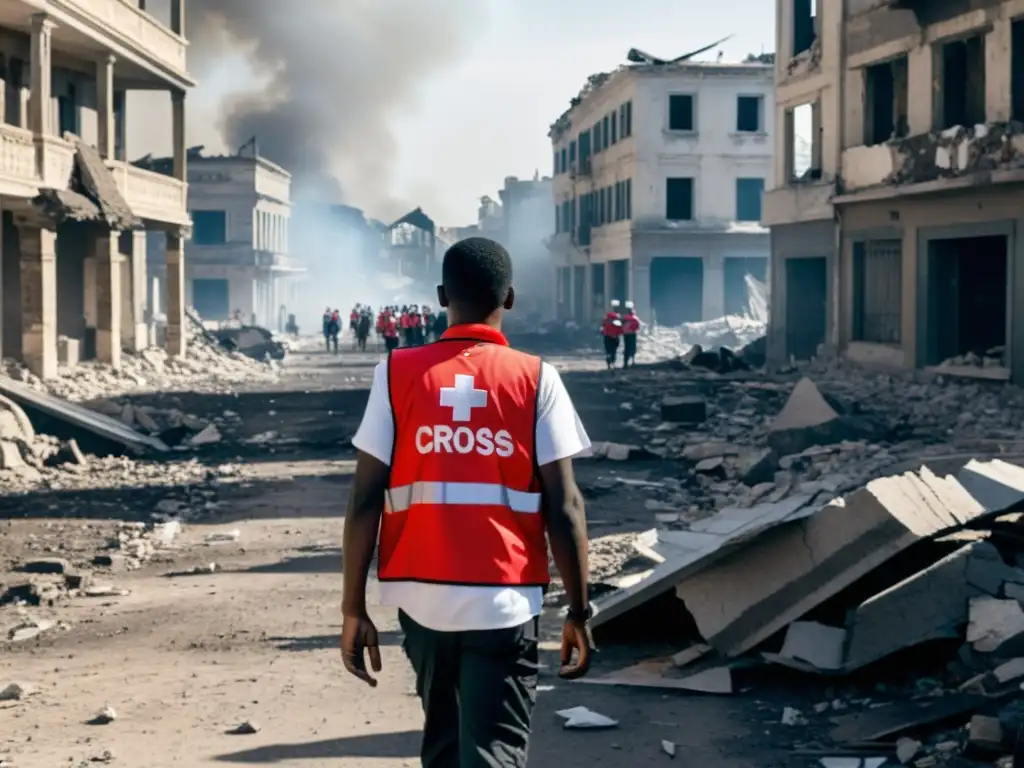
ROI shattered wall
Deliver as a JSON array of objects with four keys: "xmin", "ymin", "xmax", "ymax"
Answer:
[{"xmin": 842, "ymin": 122, "xmax": 1024, "ymax": 192}]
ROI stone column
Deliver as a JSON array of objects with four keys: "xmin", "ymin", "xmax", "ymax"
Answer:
[
  {"xmin": 702, "ymin": 256, "xmax": 725, "ymax": 321},
  {"xmin": 96, "ymin": 55, "xmax": 115, "ymax": 159},
  {"xmin": 119, "ymin": 230, "xmax": 147, "ymax": 351},
  {"xmin": 28, "ymin": 14, "xmax": 53, "ymax": 137},
  {"xmin": 171, "ymin": 90, "xmax": 186, "ymax": 182},
  {"xmin": 92, "ymin": 232, "xmax": 122, "ymax": 368},
  {"xmin": 18, "ymin": 224, "xmax": 57, "ymax": 379},
  {"xmin": 986, "ymin": 19, "xmax": 1012, "ymax": 123},
  {"xmin": 165, "ymin": 230, "xmax": 186, "ymax": 356}
]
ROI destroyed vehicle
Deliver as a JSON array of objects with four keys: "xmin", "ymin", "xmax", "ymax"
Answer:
[{"xmin": 210, "ymin": 326, "xmax": 287, "ymax": 361}]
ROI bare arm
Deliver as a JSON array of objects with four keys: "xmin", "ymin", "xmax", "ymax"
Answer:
[
  {"xmin": 539, "ymin": 458, "xmax": 589, "ymax": 614},
  {"xmin": 341, "ymin": 451, "xmax": 390, "ymax": 617}
]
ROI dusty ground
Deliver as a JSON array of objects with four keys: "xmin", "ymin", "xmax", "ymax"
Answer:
[{"xmin": 0, "ymin": 341, "xmax": 821, "ymax": 768}]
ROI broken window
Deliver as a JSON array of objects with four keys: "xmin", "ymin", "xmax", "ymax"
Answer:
[
  {"xmin": 735, "ymin": 178, "xmax": 764, "ymax": 222},
  {"xmin": 852, "ymin": 239, "xmax": 902, "ymax": 344},
  {"xmin": 937, "ymin": 34, "xmax": 985, "ymax": 130},
  {"xmin": 1012, "ymin": 20, "xmax": 1024, "ymax": 122},
  {"xmin": 864, "ymin": 56, "xmax": 908, "ymax": 145},
  {"xmin": 621, "ymin": 101, "xmax": 633, "ymax": 137},
  {"xmin": 192, "ymin": 210, "xmax": 227, "ymax": 245},
  {"xmin": 665, "ymin": 178, "xmax": 694, "ymax": 220},
  {"xmin": 669, "ymin": 94, "xmax": 694, "ymax": 131},
  {"xmin": 569, "ymin": 140, "xmax": 577, "ymax": 165},
  {"xmin": 602, "ymin": 115, "xmax": 610, "ymax": 150},
  {"xmin": 788, "ymin": 102, "xmax": 821, "ymax": 182},
  {"xmin": 736, "ymin": 96, "xmax": 762, "ymax": 132},
  {"xmin": 610, "ymin": 111, "xmax": 618, "ymax": 143},
  {"xmin": 792, "ymin": 0, "xmax": 818, "ymax": 57},
  {"xmin": 593, "ymin": 121, "xmax": 602, "ymax": 154}
]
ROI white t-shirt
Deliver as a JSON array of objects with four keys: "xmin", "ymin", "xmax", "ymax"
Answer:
[{"xmin": 351, "ymin": 359, "xmax": 591, "ymax": 632}]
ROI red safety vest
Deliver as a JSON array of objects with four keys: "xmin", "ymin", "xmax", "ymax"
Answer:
[
  {"xmin": 378, "ymin": 323, "xmax": 549, "ymax": 586},
  {"xmin": 601, "ymin": 312, "xmax": 622, "ymax": 337},
  {"xmin": 376, "ymin": 312, "xmax": 386, "ymax": 331},
  {"xmin": 623, "ymin": 314, "xmax": 640, "ymax": 334},
  {"xmin": 350, "ymin": 311, "xmax": 359, "ymax": 323},
  {"xmin": 383, "ymin": 318, "xmax": 398, "ymax": 338},
  {"xmin": 400, "ymin": 312, "xmax": 410, "ymax": 329}
]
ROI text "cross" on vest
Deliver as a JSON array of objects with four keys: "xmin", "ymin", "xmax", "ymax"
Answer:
[{"xmin": 440, "ymin": 374, "xmax": 487, "ymax": 422}]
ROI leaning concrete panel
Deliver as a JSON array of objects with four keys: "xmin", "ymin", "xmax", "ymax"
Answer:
[
  {"xmin": 0, "ymin": 376, "xmax": 167, "ymax": 454},
  {"xmin": 589, "ymin": 494, "xmax": 815, "ymax": 630},
  {"xmin": 956, "ymin": 459, "xmax": 1024, "ymax": 514},
  {"xmin": 673, "ymin": 469, "xmax": 989, "ymax": 658},
  {"xmin": 841, "ymin": 542, "xmax": 989, "ymax": 672}
]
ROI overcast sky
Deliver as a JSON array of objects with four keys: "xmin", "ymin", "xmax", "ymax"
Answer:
[{"xmin": 132, "ymin": 0, "xmax": 777, "ymax": 225}]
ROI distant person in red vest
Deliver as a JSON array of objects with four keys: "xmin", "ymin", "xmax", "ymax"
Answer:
[
  {"xmin": 381, "ymin": 308, "xmax": 399, "ymax": 353},
  {"xmin": 341, "ymin": 237, "xmax": 593, "ymax": 767},
  {"xmin": 622, "ymin": 301, "xmax": 641, "ymax": 368},
  {"xmin": 600, "ymin": 299, "xmax": 623, "ymax": 369}
]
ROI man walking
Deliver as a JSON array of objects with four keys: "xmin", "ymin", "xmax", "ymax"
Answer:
[
  {"xmin": 622, "ymin": 301, "xmax": 641, "ymax": 368},
  {"xmin": 341, "ymin": 237, "xmax": 593, "ymax": 767},
  {"xmin": 600, "ymin": 299, "xmax": 623, "ymax": 369}
]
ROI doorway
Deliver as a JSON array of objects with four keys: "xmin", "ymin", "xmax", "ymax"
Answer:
[
  {"xmin": 785, "ymin": 256, "xmax": 827, "ymax": 360},
  {"xmin": 924, "ymin": 235, "xmax": 1007, "ymax": 366},
  {"xmin": 572, "ymin": 265, "xmax": 585, "ymax": 324},
  {"xmin": 724, "ymin": 257, "xmax": 768, "ymax": 316},
  {"xmin": 193, "ymin": 278, "xmax": 230, "ymax": 321},
  {"xmin": 650, "ymin": 257, "xmax": 703, "ymax": 326},
  {"xmin": 590, "ymin": 263, "xmax": 605, "ymax": 319}
]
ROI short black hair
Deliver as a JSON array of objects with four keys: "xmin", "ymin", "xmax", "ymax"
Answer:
[{"xmin": 441, "ymin": 237, "xmax": 512, "ymax": 313}]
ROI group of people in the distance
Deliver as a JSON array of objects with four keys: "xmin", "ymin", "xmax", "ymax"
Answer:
[
  {"xmin": 600, "ymin": 299, "xmax": 642, "ymax": 369},
  {"xmin": 332, "ymin": 303, "xmax": 450, "ymax": 353}
]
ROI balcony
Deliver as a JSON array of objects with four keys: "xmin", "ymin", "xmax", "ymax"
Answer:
[
  {"xmin": 839, "ymin": 122, "xmax": 1024, "ymax": 198},
  {"xmin": 0, "ymin": 125, "xmax": 39, "ymax": 196},
  {"xmin": 106, "ymin": 160, "xmax": 189, "ymax": 225},
  {"xmin": 762, "ymin": 181, "xmax": 835, "ymax": 225},
  {"xmin": 54, "ymin": 0, "xmax": 187, "ymax": 78}
]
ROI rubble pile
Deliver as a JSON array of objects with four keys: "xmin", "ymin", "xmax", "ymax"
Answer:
[
  {"xmin": 1, "ymin": 324, "xmax": 279, "ymax": 403},
  {"xmin": 583, "ymin": 370, "xmax": 1024, "ymax": 765},
  {"xmin": 86, "ymin": 398, "xmax": 233, "ymax": 449}
]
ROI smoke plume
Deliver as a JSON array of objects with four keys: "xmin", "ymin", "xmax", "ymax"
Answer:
[{"xmin": 185, "ymin": 0, "xmax": 483, "ymax": 219}]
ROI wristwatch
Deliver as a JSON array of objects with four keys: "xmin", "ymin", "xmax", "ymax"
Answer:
[{"xmin": 566, "ymin": 605, "xmax": 593, "ymax": 623}]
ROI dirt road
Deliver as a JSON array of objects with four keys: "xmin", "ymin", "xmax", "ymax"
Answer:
[{"xmin": 0, "ymin": 344, "xmax": 808, "ymax": 767}]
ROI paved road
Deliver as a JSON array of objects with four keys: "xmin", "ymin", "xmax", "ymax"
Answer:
[{"xmin": 0, "ymin": 347, "xmax": 807, "ymax": 767}]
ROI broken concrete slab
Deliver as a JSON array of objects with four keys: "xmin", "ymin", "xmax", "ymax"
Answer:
[
  {"xmin": 773, "ymin": 621, "xmax": 846, "ymax": 672},
  {"xmin": 673, "ymin": 463, "xmax": 1007, "ymax": 659},
  {"xmin": 0, "ymin": 376, "xmax": 168, "ymax": 455},
  {"xmin": 967, "ymin": 597, "xmax": 1024, "ymax": 653},
  {"xmin": 574, "ymin": 657, "xmax": 733, "ymax": 694},
  {"xmin": 590, "ymin": 494, "xmax": 816, "ymax": 630},
  {"xmin": 767, "ymin": 378, "xmax": 870, "ymax": 456},
  {"xmin": 830, "ymin": 693, "xmax": 991, "ymax": 743},
  {"xmin": 955, "ymin": 458, "xmax": 1024, "ymax": 514},
  {"xmin": 841, "ymin": 542, "xmax": 998, "ymax": 672}
]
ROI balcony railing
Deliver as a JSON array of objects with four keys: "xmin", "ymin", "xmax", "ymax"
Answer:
[
  {"xmin": 54, "ymin": 0, "xmax": 187, "ymax": 76},
  {"xmin": 107, "ymin": 161, "xmax": 189, "ymax": 224},
  {"xmin": 0, "ymin": 125, "xmax": 37, "ymax": 192}
]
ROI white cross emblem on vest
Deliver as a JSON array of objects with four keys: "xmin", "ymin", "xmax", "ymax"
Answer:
[{"xmin": 440, "ymin": 374, "xmax": 488, "ymax": 422}]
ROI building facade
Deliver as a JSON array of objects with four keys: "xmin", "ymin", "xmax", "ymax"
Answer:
[
  {"xmin": 549, "ymin": 59, "xmax": 774, "ymax": 328},
  {"xmin": 0, "ymin": 0, "xmax": 192, "ymax": 378},
  {"xmin": 145, "ymin": 147, "xmax": 300, "ymax": 329},
  {"xmin": 766, "ymin": 0, "xmax": 1024, "ymax": 385}
]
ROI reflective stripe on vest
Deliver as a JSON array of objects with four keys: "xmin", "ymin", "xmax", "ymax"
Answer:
[{"xmin": 386, "ymin": 481, "xmax": 541, "ymax": 514}]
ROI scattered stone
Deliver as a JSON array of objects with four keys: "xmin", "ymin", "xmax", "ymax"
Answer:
[
  {"xmin": 780, "ymin": 707, "xmax": 806, "ymax": 725},
  {"xmin": 0, "ymin": 682, "xmax": 33, "ymax": 701},
  {"xmin": 661, "ymin": 740, "xmax": 676, "ymax": 757},
  {"xmin": 205, "ymin": 529, "xmax": 241, "ymax": 544},
  {"xmin": 88, "ymin": 706, "xmax": 117, "ymax": 725},
  {"xmin": 190, "ymin": 424, "xmax": 222, "ymax": 446},
  {"xmin": 7, "ymin": 617, "xmax": 55, "ymax": 643},
  {"xmin": 228, "ymin": 720, "xmax": 261, "ymax": 735},
  {"xmin": 895, "ymin": 737, "xmax": 920, "ymax": 763},
  {"xmin": 20, "ymin": 557, "xmax": 70, "ymax": 575}
]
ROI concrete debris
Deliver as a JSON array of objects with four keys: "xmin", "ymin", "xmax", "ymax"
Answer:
[
  {"xmin": 555, "ymin": 706, "xmax": 618, "ymax": 730},
  {"xmin": 0, "ymin": 682, "xmax": 34, "ymax": 701},
  {"xmin": 228, "ymin": 720, "xmax": 261, "ymax": 735},
  {"xmin": 587, "ymin": 446, "xmax": 1024, "ymax": 759},
  {"xmin": 661, "ymin": 740, "xmax": 675, "ymax": 757},
  {"xmin": 1, "ymin": 312, "xmax": 279, "ymax": 403},
  {"xmin": 88, "ymin": 706, "xmax": 117, "ymax": 725}
]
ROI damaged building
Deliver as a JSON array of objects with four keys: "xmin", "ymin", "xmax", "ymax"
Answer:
[
  {"xmin": 385, "ymin": 207, "xmax": 442, "ymax": 284},
  {"xmin": 548, "ymin": 55, "xmax": 774, "ymax": 327},
  {"xmin": 766, "ymin": 0, "xmax": 1024, "ymax": 383},
  {"xmin": 142, "ymin": 142, "xmax": 302, "ymax": 329},
  {"xmin": 0, "ymin": 0, "xmax": 192, "ymax": 379}
]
